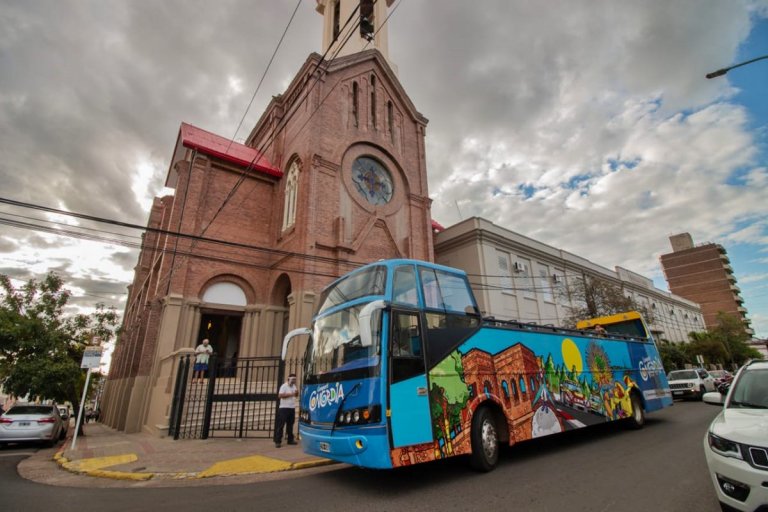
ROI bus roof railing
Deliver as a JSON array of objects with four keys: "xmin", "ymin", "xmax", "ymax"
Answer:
[{"xmin": 482, "ymin": 316, "xmax": 648, "ymax": 343}]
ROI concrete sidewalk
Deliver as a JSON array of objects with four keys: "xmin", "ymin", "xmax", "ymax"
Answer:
[{"xmin": 52, "ymin": 423, "xmax": 336, "ymax": 482}]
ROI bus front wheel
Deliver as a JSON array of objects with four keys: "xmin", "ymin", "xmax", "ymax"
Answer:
[
  {"xmin": 626, "ymin": 393, "xmax": 645, "ymax": 430},
  {"xmin": 470, "ymin": 407, "xmax": 499, "ymax": 472}
]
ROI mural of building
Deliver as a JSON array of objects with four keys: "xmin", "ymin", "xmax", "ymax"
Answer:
[
  {"xmin": 660, "ymin": 232, "xmax": 753, "ymax": 335},
  {"xmin": 433, "ymin": 217, "xmax": 705, "ymax": 343},
  {"xmin": 101, "ymin": 0, "xmax": 434, "ymax": 435},
  {"xmin": 463, "ymin": 344, "xmax": 540, "ymax": 442}
]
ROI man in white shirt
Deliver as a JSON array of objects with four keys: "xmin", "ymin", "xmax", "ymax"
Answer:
[
  {"xmin": 193, "ymin": 338, "xmax": 214, "ymax": 383},
  {"xmin": 274, "ymin": 373, "xmax": 298, "ymax": 448}
]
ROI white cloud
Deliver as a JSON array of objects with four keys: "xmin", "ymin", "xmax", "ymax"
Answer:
[{"xmin": 0, "ymin": 0, "xmax": 766, "ymax": 338}]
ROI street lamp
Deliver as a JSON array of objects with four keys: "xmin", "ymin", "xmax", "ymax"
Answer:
[{"xmin": 706, "ymin": 54, "xmax": 768, "ymax": 79}]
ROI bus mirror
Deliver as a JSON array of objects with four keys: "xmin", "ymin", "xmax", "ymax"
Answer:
[
  {"xmin": 359, "ymin": 300, "xmax": 386, "ymax": 347},
  {"xmin": 282, "ymin": 328, "xmax": 311, "ymax": 360}
]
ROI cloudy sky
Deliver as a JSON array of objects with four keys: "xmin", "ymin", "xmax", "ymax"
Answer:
[{"xmin": 1, "ymin": 0, "xmax": 767, "ymax": 342}]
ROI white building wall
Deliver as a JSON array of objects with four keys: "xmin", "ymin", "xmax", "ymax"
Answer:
[{"xmin": 434, "ymin": 217, "xmax": 705, "ymax": 343}]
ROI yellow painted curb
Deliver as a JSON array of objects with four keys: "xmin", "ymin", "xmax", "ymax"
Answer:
[
  {"xmin": 290, "ymin": 458, "xmax": 338, "ymax": 470},
  {"xmin": 197, "ymin": 455, "xmax": 292, "ymax": 478},
  {"xmin": 55, "ymin": 452, "xmax": 155, "ymax": 481}
]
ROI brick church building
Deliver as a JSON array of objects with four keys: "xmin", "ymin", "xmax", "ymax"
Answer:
[{"xmin": 101, "ymin": 0, "xmax": 436, "ymax": 434}]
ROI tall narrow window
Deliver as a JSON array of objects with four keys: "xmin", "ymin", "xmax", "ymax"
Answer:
[
  {"xmin": 282, "ymin": 161, "xmax": 299, "ymax": 231},
  {"xmin": 352, "ymin": 82, "xmax": 359, "ymax": 127},
  {"xmin": 496, "ymin": 250, "xmax": 513, "ymax": 293},
  {"xmin": 333, "ymin": 0, "xmax": 340, "ymax": 40},
  {"xmin": 360, "ymin": 0, "xmax": 374, "ymax": 40},
  {"xmin": 387, "ymin": 101, "xmax": 394, "ymax": 142},
  {"xmin": 370, "ymin": 75, "xmax": 377, "ymax": 129}
]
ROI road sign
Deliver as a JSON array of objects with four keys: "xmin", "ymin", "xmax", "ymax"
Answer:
[
  {"xmin": 81, "ymin": 346, "xmax": 103, "ymax": 369},
  {"xmin": 696, "ymin": 354, "xmax": 704, "ymax": 365}
]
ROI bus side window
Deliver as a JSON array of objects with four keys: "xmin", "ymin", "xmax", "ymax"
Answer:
[
  {"xmin": 393, "ymin": 265, "xmax": 419, "ymax": 307},
  {"xmin": 391, "ymin": 311, "xmax": 425, "ymax": 383},
  {"xmin": 419, "ymin": 267, "xmax": 479, "ymax": 315}
]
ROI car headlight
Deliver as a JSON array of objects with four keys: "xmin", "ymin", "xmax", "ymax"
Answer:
[{"xmin": 708, "ymin": 433, "xmax": 743, "ymax": 460}]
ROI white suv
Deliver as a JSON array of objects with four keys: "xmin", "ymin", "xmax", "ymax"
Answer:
[
  {"xmin": 703, "ymin": 360, "xmax": 768, "ymax": 511},
  {"xmin": 667, "ymin": 368, "xmax": 717, "ymax": 400}
]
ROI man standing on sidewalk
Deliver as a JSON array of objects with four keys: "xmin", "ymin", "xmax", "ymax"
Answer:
[{"xmin": 274, "ymin": 373, "xmax": 298, "ymax": 448}]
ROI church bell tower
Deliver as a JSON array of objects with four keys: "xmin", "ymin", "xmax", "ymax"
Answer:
[{"xmin": 317, "ymin": 0, "xmax": 396, "ymax": 67}]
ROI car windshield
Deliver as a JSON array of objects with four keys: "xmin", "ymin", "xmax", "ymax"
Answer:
[
  {"xmin": 6, "ymin": 405, "xmax": 54, "ymax": 415},
  {"xmin": 728, "ymin": 368, "xmax": 768, "ymax": 409},
  {"xmin": 305, "ymin": 303, "xmax": 382, "ymax": 381},
  {"xmin": 668, "ymin": 370, "xmax": 697, "ymax": 380}
]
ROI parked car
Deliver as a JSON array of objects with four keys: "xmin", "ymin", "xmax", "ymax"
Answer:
[
  {"xmin": 559, "ymin": 379, "xmax": 588, "ymax": 411},
  {"xmin": 0, "ymin": 404, "xmax": 67, "ymax": 447},
  {"xmin": 57, "ymin": 406, "xmax": 71, "ymax": 435},
  {"xmin": 703, "ymin": 360, "xmax": 768, "ymax": 511},
  {"xmin": 709, "ymin": 369, "xmax": 733, "ymax": 386},
  {"xmin": 666, "ymin": 368, "xmax": 717, "ymax": 400}
]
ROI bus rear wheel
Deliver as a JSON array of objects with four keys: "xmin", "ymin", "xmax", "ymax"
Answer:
[{"xmin": 470, "ymin": 407, "xmax": 499, "ymax": 472}]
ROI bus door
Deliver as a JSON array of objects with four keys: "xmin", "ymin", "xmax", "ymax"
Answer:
[{"xmin": 389, "ymin": 309, "xmax": 433, "ymax": 447}]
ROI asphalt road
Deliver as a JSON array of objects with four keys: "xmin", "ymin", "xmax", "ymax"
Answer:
[{"xmin": 1, "ymin": 401, "xmax": 723, "ymax": 512}]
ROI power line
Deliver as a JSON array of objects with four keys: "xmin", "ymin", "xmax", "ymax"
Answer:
[
  {"xmin": 0, "ymin": 213, "xmax": 345, "ymax": 280},
  {"xmin": 0, "ymin": 209, "xmax": 142, "ymax": 241},
  {"xmin": 197, "ymin": 2, "xmax": 364, "ymax": 241},
  {"xmin": 227, "ymin": 0, "xmax": 304, "ymax": 153},
  {"xmin": 0, "ymin": 197, "xmax": 366, "ymax": 270}
]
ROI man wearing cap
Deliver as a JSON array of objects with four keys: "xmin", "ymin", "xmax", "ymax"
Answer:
[{"xmin": 274, "ymin": 374, "xmax": 299, "ymax": 448}]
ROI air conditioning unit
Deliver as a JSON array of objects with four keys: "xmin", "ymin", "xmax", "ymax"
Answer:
[{"xmin": 513, "ymin": 262, "xmax": 525, "ymax": 273}]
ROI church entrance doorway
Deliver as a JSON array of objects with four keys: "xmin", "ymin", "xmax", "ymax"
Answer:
[{"xmin": 198, "ymin": 311, "xmax": 242, "ymax": 362}]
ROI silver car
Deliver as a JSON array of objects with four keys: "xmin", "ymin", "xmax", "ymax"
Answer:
[{"xmin": 0, "ymin": 404, "xmax": 66, "ymax": 446}]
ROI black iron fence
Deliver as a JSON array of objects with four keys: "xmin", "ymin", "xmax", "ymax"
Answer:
[{"xmin": 169, "ymin": 355, "xmax": 304, "ymax": 439}]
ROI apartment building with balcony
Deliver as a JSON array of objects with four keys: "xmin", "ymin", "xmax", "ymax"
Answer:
[{"xmin": 659, "ymin": 233, "xmax": 753, "ymax": 335}]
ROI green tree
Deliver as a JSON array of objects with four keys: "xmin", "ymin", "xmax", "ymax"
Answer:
[
  {"xmin": 561, "ymin": 274, "xmax": 653, "ymax": 327},
  {"xmin": 687, "ymin": 312, "xmax": 762, "ymax": 369},
  {"xmin": 658, "ymin": 341, "xmax": 690, "ymax": 372},
  {"xmin": 0, "ymin": 273, "xmax": 118, "ymax": 433}
]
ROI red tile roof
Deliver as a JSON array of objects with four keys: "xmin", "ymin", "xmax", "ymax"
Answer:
[{"xmin": 180, "ymin": 123, "xmax": 282, "ymax": 178}]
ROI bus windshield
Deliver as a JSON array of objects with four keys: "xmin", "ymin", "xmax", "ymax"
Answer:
[
  {"xmin": 305, "ymin": 303, "xmax": 381, "ymax": 382},
  {"xmin": 316, "ymin": 265, "xmax": 387, "ymax": 314}
]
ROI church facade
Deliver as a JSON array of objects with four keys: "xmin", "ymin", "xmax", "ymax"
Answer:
[{"xmin": 101, "ymin": 0, "xmax": 435, "ymax": 434}]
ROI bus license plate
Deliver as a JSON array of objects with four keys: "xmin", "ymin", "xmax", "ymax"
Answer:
[{"xmin": 318, "ymin": 442, "xmax": 331, "ymax": 453}]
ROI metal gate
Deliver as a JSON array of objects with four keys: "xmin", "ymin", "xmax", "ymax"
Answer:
[{"xmin": 169, "ymin": 355, "xmax": 301, "ymax": 439}]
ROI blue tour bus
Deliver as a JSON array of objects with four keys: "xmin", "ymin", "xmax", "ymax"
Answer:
[{"xmin": 282, "ymin": 259, "xmax": 672, "ymax": 471}]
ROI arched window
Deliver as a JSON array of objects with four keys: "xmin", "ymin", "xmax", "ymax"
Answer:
[
  {"xmin": 511, "ymin": 379, "xmax": 518, "ymax": 400},
  {"xmin": 530, "ymin": 376, "xmax": 536, "ymax": 393},
  {"xmin": 483, "ymin": 380, "xmax": 492, "ymax": 395},
  {"xmin": 352, "ymin": 82, "xmax": 359, "ymax": 127},
  {"xmin": 501, "ymin": 380, "xmax": 510, "ymax": 400},
  {"xmin": 519, "ymin": 377, "xmax": 527, "ymax": 394},
  {"xmin": 202, "ymin": 282, "xmax": 247, "ymax": 306},
  {"xmin": 387, "ymin": 100, "xmax": 394, "ymax": 142},
  {"xmin": 370, "ymin": 75, "xmax": 377, "ymax": 129},
  {"xmin": 282, "ymin": 160, "xmax": 299, "ymax": 231},
  {"xmin": 332, "ymin": 0, "xmax": 340, "ymax": 39}
]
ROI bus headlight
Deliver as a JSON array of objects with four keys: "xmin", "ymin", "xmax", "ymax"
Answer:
[{"xmin": 335, "ymin": 405, "xmax": 381, "ymax": 427}]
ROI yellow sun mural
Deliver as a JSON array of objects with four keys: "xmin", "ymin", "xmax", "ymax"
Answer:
[{"xmin": 561, "ymin": 338, "xmax": 584, "ymax": 374}]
